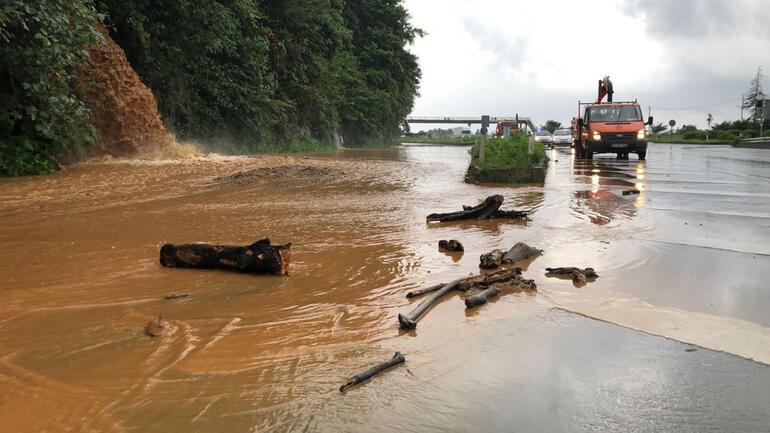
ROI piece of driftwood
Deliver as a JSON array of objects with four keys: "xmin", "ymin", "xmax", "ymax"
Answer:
[
  {"xmin": 164, "ymin": 292, "xmax": 190, "ymax": 300},
  {"xmin": 406, "ymin": 282, "xmax": 446, "ymax": 298},
  {"xmin": 458, "ymin": 267, "xmax": 522, "ymax": 290},
  {"xmin": 427, "ymin": 195, "xmax": 528, "ymax": 222},
  {"xmin": 160, "ymin": 238, "xmax": 291, "ymax": 276},
  {"xmin": 464, "ymin": 286, "xmax": 500, "ymax": 308},
  {"xmin": 438, "ymin": 239, "xmax": 464, "ymax": 252},
  {"xmin": 398, "ymin": 268, "xmax": 533, "ymax": 329},
  {"xmin": 545, "ymin": 267, "xmax": 598, "ymax": 286},
  {"xmin": 339, "ymin": 352, "xmax": 405, "ymax": 392},
  {"xmin": 144, "ymin": 315, "xmax": 166, "ymax": 337},
  {"xmin": 399, "ymin": 279, "xmax": 461, "ymax": 329},
  {"xmin": 480, "ymin": 242, "xmax": 543, "ymax": 269}
]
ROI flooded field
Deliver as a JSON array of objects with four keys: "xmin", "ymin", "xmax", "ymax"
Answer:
[{"xmin": 1, "ymin": 143, "xmax": 769, "ymax": 432}]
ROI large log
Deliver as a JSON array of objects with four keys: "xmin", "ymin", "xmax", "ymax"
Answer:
[
  {"xmin": 427, "ymin": 195, "xmax": 528, "ymax": 222},
  {"xmin": 398, "ymin": 279, "xmax": 461, "ymax": 329},
  {"xmin": 406, "ymin": 282, "xmax": 446, "ymax": 298},
  {"xmin": 464, "ymin": 286, "xmax": 500, "ymax": 308},
  {"xmin": 160, "ymin": 238, "xmax": 291, "ymax": 275},
  {"xmin": 339, "ymin": 352, "xmax": 405, "ymax": 392}
]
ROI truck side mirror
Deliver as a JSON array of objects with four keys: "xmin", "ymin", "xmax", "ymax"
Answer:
[{"xmin": 647, "ymin": 116, "xmax": 653, "ymax": 125}]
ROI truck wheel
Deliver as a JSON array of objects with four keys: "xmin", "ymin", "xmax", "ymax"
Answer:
[{"xmin": 637, "ymin": 151, "xmax": 646, "ymax": 160}]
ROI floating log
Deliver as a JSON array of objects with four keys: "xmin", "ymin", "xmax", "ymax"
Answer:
[
  {"xmin": 164, "ymin": 292, "xmax": 190, "ymax": 300},
  {"xmin": 144, "ymin": 315, "xmax": 165, "ymax": 337},
  {"xmin": 398, "ymin": 279, "xmax": 461, "ymax": 329},
  {"xmin": 340, "ymin": 352, "xmax": 405, "ymax": 392},
  {"xmin": 159, "ymin": 238, "xmax": 291, "ymax": 276},
  {"xmin": 427, "ymin": 195, "xmax": 528, "ymax": 222},
  {"xmin": 545, "ymin": 267, "xmax": 598, "ymax": 286},
  {"xmin": 406, "ymin": 282, "xmax": 446, "ymax": 298},
  {"xmin": 464, "ymin": 286, "xmax": 500, "ymax": 308},
  {"xmin": 438, "ymin": 239, "xmax": 464, "ymax": 252},
  {"xmin": 480, "ymin": 243, "xmax": 542, "ymax": 269}
]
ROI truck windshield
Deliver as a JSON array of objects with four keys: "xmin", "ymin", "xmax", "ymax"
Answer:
[{"xmin": 587, "ymin": 105, "xmax": 641, "ymax": 122}]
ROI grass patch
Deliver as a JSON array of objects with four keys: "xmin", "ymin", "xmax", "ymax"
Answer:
[
  {"xmin": 470, "ymin": 135, "xmax": 546, "ymax": 170},
  {"xmin": 648, "ymin": 134, "xmax": 733, "ymax": 144}
]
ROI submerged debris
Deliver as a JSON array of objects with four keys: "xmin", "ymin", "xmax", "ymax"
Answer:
[
  {"xmin": 164, "ymin": 292, "xmax": 190, "ymax": 300},
  {"xmin": 339, "ymin": 352, "xmax": 405, "ymax": 392},
  {"xmin": 144, "ymin": 315, "xmax": 166, "ymax": 337},
  {"xmin": 545, "ymin": 267, "xmax": 599, "ymax": 286},
  {"xmin": 399, "ymin": 268, "xmax": 536, "ymax": 328},
  {"xmin": 480, "ymin": 242, "xmax": 543, "ymax": 269},
  {"xmin": 427, "ymin": 195, "xmax": 528, "ymax": 222},
  {"xmin": 438, "ymin": 239, "xmax": 464, "ymax": 252}
]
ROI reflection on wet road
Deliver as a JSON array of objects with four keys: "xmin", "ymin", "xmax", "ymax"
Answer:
[{"xmin": 0, "ymin": 143, "xmax": 769, "ymax": 432}]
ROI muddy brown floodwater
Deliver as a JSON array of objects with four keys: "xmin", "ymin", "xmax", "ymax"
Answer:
[{"xmin": 1, "ymin": 143, "xmax": 770, "ymax": 432}]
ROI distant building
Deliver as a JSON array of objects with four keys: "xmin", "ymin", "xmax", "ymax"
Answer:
[{"xmin": 451, "ymin": 126, "xmax": 464, "ymax": 137}]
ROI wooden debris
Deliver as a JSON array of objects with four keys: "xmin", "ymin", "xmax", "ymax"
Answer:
[
  {"xmin": 438, "ymin": 239, "xmax": 464, "ymax": 252},
  {"xmin": 340, "ymin": 352, "xmax": 405, "ymax": 392},
  {"xmin": 464, "ymin": 286, "xmax": 499, "ymax": 308},
  {"xmin": 406, "ymin": 282, "xmax": 446, "ymax": 298},
  {"xmin": 427, "ymin": 195, "xmax": 527, "ymax": 222},
  {"xmin": 480, "ymin": 249, "xmax": 505, "ymax": 269},
  {"xmin": 164, "ymin": 292, "xmax": 190, "ymax": 300},
  {"xmin": 160, "ymin": 238, "xmax": 291, "ymax": 276},
  {"xmin": 545, "ymin": 267, "xmax": 599, "ymax": 286},
  {"xmin": 398, "ymin": 280, "xmax": 461, "ymax": 329}
]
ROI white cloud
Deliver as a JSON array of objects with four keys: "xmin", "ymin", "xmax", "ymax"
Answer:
[{"xmin": 405, "ymin": 0, "xmax": 768, "ymax": 129}]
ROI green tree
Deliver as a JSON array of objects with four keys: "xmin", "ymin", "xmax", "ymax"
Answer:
[
  {"xmin": 0, "ymin": 0, "xmax": 102, "ymax": 176},
  {"xmin": 543, "ymin": 120, "xmax": 562, "ymax": 134},
  {"xmin": 742, "ymin": 67, "xmax": 765, "ymax": 124},
  {"xmin": 651, "ymin": 122, "xmax": 667, "ymax": 134}
]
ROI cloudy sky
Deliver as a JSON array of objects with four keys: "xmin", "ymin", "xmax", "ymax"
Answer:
[{"xmin": 404, "ymin": 0, "xmax": 769, "ymax": 130}]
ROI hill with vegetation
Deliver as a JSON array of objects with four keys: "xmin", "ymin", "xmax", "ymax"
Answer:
[{"xmin": 0, "ymin": 0, "xmax": 422, "ymax": 176}]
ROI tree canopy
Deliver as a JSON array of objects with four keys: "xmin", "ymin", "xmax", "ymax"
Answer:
[
  {"xmin": 0, "ymin": 0, "xmax": 422, "ymax": 175},
  {"xmin": 542, "ymin": 120, "xmax": 562, "ymax": 133}
]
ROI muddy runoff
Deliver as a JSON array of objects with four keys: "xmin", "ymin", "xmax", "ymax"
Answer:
[{"xmin": 1, "ymin": 144, "xmax": 770, "ymax": 432}]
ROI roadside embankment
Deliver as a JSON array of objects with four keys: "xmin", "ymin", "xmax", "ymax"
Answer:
[{"xmin": 465, "ymin": 135, "xmax": 547, "ymax": 183}]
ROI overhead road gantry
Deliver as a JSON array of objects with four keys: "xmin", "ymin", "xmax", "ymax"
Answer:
[{"xmin": 406, "ymin": 116, "xmax": 536, "ymax": 133}]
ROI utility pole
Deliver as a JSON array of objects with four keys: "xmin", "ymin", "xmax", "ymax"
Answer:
[{"xmin": 741, "ymin": 95, "xmax": 744, "ymax": 121}]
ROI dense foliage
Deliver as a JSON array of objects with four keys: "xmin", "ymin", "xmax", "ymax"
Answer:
[
  {"xmin": 0, "ymin": 0, "xmax": 421, "ymax": 175},
  {"xmin": 0, "ymin": 0, "xmax": 102, "ymax": 176},
  {"xmin": 97, "ymin": 0, "xmax": 421, "ymax": 151}
]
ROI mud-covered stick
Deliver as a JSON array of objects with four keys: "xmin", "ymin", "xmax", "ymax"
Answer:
[
  {"xmin": 406, "ymin": 282, "xmax": 446, "ymax": 298},
  {"xmin": 464, "ymin": 286, "xmax": 500, "ymax": 308},
  {"xmin": 398, "ymin": 279, "xmax": 461, "ymax": 329},
  {"xmin": 339, "ymin": 352, "xmax": 406, "ymax": 392}
]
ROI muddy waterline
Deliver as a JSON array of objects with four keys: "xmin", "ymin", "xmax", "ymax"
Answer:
[{"xmin": 1, "ymin": 144, "xmax": 769, "ymax": 432}]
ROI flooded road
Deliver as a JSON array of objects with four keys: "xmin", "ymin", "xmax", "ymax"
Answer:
[{"xmin": 1, "ymin": 143, "xmax": 769, "ymax": 432}]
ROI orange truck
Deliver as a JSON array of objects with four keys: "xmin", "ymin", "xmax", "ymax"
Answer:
[{"xmin": 572, "ymin": 77, "xmax": 652, "ymax": 160}]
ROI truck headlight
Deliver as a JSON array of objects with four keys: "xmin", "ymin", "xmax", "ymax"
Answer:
[
  {"xmin": 637, "ymin": 129, "xmax": 646, "ymax": 140},
  {"xmin": 592, "ymin": 131, "xmax": 601, "ymax": 141}
]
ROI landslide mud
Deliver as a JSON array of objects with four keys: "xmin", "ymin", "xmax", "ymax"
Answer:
[{"xmin": 0, "ymin": 143, "xmax": 769, "ymax": 432}]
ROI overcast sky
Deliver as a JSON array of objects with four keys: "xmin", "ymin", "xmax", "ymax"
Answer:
[{"xmin": 404, "ymin": 0, "xmax": 769, "ymax": 131}]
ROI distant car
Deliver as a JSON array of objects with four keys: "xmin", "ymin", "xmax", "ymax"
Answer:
[
  {"xmin": 534, "ymin": 130, "xmax": 553, "ymax": 144},
  {"xmin": 552, "ymin": 128, "xmax": 573, "ymax": 146}
]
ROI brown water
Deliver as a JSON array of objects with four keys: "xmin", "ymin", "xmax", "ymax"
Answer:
[{"xmin": 1, "ymin": 144, "xmax": 770, "ymax": 432}]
